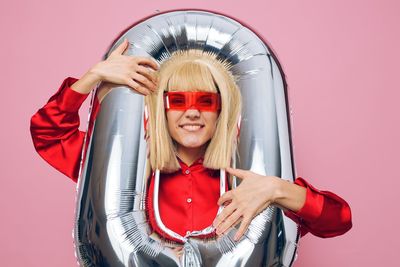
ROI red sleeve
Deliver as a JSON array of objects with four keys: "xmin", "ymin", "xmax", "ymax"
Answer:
[
  {"xmin": 284, "ymin": 177, "xmax": 352, "ymax": 238},
  {"xmin": 30, "ymin": 77, "xmax": 90, "ymax": 182}
]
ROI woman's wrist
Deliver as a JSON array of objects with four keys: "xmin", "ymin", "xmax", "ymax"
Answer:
[
  {"xmin": 71, "ymin": 68, "xmax": 102, "ymax": 95},
  {"xmin": 88, "ymin": 62, "xmax": 105, "ymax": 81},
  {"xmin": 271, "ymin": 177, "xmax": 306, "ymax": 213},
  {"xmin": 270, "ymin": 176, "xmax": 285, "ymax": 205}
]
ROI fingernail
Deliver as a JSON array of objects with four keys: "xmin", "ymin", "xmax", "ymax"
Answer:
[{"xmin": 234, "ymin": 233, "xmax": 239, "ymax": 241}]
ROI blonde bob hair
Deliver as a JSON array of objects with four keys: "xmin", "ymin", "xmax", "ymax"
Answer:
[{"xmin": 145, "ymin": 49, "xmax": 242, "ymax": 173}]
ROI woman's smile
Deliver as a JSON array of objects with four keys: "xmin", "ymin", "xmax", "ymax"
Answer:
[{"xmin": 179, "ymin": 123, "xmax": 205, "ymax": 132}]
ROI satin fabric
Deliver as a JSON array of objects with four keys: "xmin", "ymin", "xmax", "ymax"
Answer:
[{"xmin": 30, "ymin": 77, "xmax": 352, "ymax": 240}]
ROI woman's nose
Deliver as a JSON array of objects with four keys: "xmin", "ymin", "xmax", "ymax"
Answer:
[{"xmin": 184, "ymin": 108, "xmax": 201, "ymax": 118}]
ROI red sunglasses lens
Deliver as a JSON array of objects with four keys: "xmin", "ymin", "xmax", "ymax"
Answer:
[{"xmin": 169, "ymin": 94, "xmax": 186, "ymax": 107}]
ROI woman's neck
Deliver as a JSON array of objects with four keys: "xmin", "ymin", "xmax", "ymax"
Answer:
[{"xmin": 176, "ymin": 145, "xmax": 206, "ymax": 166}]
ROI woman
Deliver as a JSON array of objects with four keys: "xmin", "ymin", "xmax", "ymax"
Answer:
[{"xmin": 30, "ymin": 39, "xmax": 352, "ymax": 245}]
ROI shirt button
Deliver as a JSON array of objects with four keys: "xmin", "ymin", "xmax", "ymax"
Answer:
[
  {"xmin": 185, "ymin": 169, "xmax": 190, "ymax": 174},
  {"xmin": 186, "ymin": 198, "xmax": 192, "ymax": 203},
  {"xmin": 186, "ymin": 231, "xmax": 191, "ymax": 235}
]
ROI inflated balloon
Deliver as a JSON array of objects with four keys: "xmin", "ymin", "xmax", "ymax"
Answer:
[{"xmin": 74, "ymin": 9, "xmax": 299, "ymax": 267}]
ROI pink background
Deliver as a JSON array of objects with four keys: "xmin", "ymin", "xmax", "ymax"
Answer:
[{"xmin": 1, "ymin": 0, "xmax": 399, "ymax": 266}]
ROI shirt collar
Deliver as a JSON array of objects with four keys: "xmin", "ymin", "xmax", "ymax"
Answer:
[{"xmin": 176, "ymin": 155, "xmax": 204, "ymax": 168}]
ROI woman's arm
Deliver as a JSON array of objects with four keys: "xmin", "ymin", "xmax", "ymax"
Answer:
[
  {"xmin": 30, "ymin": 39, "xmax": 159, "ymax": 182},
  {"xmin": 30, "ymin": 77, "xmax": 91, "ymax": 182},
  {"xmin": 213, "ymin": 167, "xmax": 352, "ymax": 240}
]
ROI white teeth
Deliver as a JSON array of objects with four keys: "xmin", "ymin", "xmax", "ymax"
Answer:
[{"xmin": 182, "ymin": 125, "xmax": 202, "ymax": 131}]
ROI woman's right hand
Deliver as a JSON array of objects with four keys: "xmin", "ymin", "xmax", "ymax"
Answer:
[{"xmin": 71, "ymin": 39, "xmax": 159, "ymax": 96}]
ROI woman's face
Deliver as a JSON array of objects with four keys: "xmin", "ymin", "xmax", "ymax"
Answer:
[{"xmin": 166, "ymin": 107, "xmax": 218, "ymax": 154}]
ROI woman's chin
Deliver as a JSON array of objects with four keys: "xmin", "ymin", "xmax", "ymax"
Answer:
[
  {"xmin": 180, "ymin": 141, "xmax": 205, "ymax": 149},
  {"xmin": 177, "ymin": 137, "xmax": 208, "ymax": 150}
]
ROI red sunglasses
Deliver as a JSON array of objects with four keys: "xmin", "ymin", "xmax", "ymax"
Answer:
[{"xmin": 164, "ymin": 91, "xmax": 221, "ymax": 112}]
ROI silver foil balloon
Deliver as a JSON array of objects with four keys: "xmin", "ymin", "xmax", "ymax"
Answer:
[{"xmin": 74, "ymin": 9, "xmax": 299, "ymax": 267}]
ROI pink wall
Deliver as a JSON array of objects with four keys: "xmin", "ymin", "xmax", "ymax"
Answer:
[{"xmin": 1, "ymin": 0, "xmax": 399, "ymax": 266}]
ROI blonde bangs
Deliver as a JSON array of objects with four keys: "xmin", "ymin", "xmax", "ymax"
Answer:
[{"xmin": 167, "ymin": 62, "xmax": 219, "ymax": 93}]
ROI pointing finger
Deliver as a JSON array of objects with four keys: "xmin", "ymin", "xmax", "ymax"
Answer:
[{"xmin": 226, "ymin": 167, "xmax": 249, "ymax": 179}]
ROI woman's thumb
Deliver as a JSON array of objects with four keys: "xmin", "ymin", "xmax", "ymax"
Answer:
[{"xmin": 111, "ymin": 38, "xmax": 129, "ymax": 55}]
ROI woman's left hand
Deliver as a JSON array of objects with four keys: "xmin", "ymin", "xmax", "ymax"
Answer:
[{"xmin": 213, "ymin": 167, "xmax": 281, "ymax": 241}]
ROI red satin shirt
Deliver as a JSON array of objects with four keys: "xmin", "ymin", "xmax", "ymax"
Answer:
[{"xmin": 30, "ymin": 77, "xmax": 352, "ymax": 240}]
